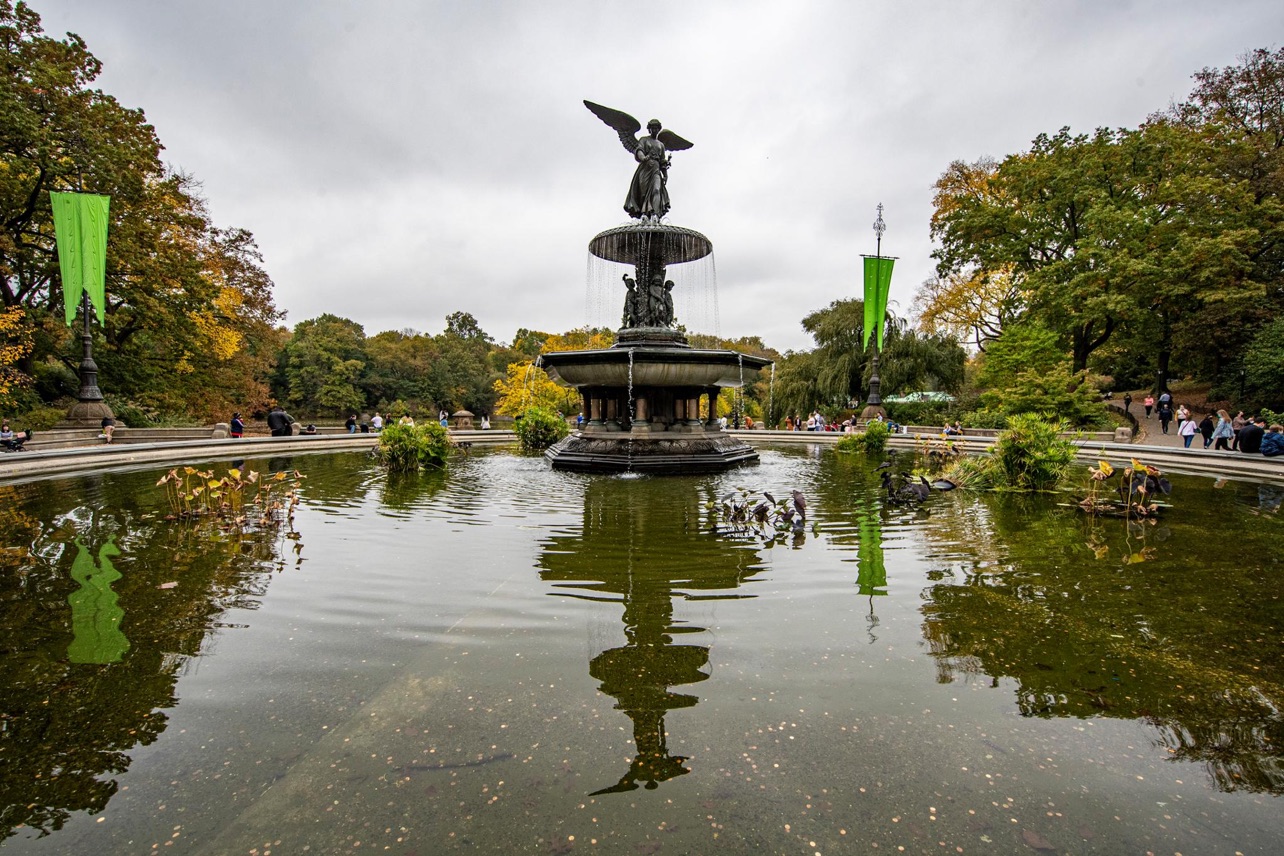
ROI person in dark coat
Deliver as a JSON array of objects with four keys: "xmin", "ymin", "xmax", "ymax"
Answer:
[
  {"xmin": 230, "ymin": 412, "xmax": 245, "ymax": 438},
  {"xmin": 1157, "ymin": 400, "xmax": 1173, "ymax": 434},
  {"xmin": 1238, "ymin": 417, "xmax": 1266, "ymax": 454},
  {"xmin": 266, "ymin": 406, "xmax": 296, "ymax": 437},
  {"xmin": 1198, "ymin": 413, "xmax": 1215, "ymax": 449},
  {"xmin": 1261, "ymin": 424, "xmax": 1284, "ymax": 457}
]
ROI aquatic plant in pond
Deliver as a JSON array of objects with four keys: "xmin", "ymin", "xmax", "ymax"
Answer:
[
  {"xmin": 1077, "ymin": 458, "xmax": 1173, "ymax": 518},
  {"xmin": 941, "ymin": 413, "xmax": 1076, "ymax": 491},
  {"xmin": 375, "ymin": 421, "xmax": 451, "ymax": 471},
  {"xmin": 155, "ymin": 465, "xmax": 304, "ymax": 525},
  {"xmin": 834, "ymin": 418, "xmax": 889, "ymax": 454},
  {"xmin": 513, "ymin": 405, "xmax": 568, "ymax": 452}
]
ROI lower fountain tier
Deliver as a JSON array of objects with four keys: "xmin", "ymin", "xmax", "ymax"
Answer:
[
  {"xmin": 545, "ymin": 431, "xmax": 758, "ymax": 474},
  {"xmin": 539, "ymin": 346, "xmax": 771, "ymax": 388}
]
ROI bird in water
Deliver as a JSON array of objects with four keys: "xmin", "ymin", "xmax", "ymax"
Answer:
[
  {"xmin": 790, "ymin": 490, "xmax": 807, "ymax": 522},
  {"xmin": 882, "ymin": 471, "xmax": 931, "ymax": 504}
]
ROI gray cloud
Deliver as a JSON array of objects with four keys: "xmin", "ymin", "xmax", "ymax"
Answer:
[{"xmin": 37, "ymin": 0, "xmax": 1281, "ymax": 350}]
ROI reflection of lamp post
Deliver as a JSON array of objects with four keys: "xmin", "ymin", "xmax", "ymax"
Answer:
[{"xmin": 1239, "ymin": 368, "xmax": 1246, "ymax": 402}]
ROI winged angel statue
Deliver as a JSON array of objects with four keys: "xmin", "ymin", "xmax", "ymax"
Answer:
[{"xmin": 585, "ymin": 101, "xmax": 694, "ymax": 221}]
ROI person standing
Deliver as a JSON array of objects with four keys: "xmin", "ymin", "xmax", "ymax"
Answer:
[
  {"xmin": 1123, "ymin": 392, "xmax": 1132, "ymax": 413},
  {"xmin": 1176, "ymin": 404, "xmax": 1189, "ymax": 432},
  {"xmin": 1199, "ymin": 412, "xmax": 1215, "ymax": 448},
  {"xmin": 1157, "ymin": 399, "xmax": 1173, "ymax": 434},
  {"xmin": 229, "ymin": 412, "xmax": 245, "ymax": 438},
  {"xmin": 1143, "ymin": 395, "xmax": 1154, "ymax": 418},
  {"xmin": 1230, "ymin": 411, "xmax": 1246, "ymax": 451},
  {"xmin": 1211, "ymin": 409, "xmax": 1234, "ymax": 451},
  {"xmin": 1178, "ymin": 414, "xmax": 1198, "ymax": 448}
]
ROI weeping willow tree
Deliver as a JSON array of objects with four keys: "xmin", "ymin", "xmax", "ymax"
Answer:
[{"xmin": 772, "ymin": 299, "xmax": 965, "ymax": 420}]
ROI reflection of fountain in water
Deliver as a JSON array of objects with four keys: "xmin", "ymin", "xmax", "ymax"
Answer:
[{"xmin": 538, "ymin": 481, "xmax": 764, "ymax": 793}]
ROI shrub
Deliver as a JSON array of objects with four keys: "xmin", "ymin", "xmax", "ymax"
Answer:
[
  {"xmin": 11, "ymin": 404, "xmax": 68, "ymax": 431},
  {"xmin": 112, "ymin": 403, "xmax": 155, "ymax": 428},
  {"xmin": 940, "ymin": 413, "xmax": 1076, "ymax": 492},
  {"xmin": 836, "ymin": 419, "xmax": 890, "ymax": 454},
  {"xmin": 376, "ymin": 422, "xmax": 451, "ymax": 473},
  {"xmin": 514, "ymin": 406, "xmax": 569, "ymax": 453}
]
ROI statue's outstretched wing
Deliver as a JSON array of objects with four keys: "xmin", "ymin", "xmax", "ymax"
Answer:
[
  {"xmin": 657, "ymin": 129, "xmax": 694, "ymax": 151},
  {"xmin": 584, "ymin": 100, "xmax": 641, "ymax": 154}
]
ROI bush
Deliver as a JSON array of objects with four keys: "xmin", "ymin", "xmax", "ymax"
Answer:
[
  {"xmin": 376, "ymin": 422, "xmax": 451, "ymax": 473},
  {"xmin": 11, "ymin": 404, "xmax": 68, "ymax": 431},
  {"xmin": 835, "ymin": 419, "xmax": 890, "ymax": 454},
  {"xmin": 940, "ymin": 413, "xmax": 1076, "ymax": 492},
  {"xmin": 112, "ymin": 403, "xmax": 155, "ymax": 428},
  {"xmin": 514, "ymin": 406, "xmax": 569, "ymax": 453}
]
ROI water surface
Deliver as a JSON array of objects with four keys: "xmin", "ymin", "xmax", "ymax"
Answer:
[{"xmin": 1, "ymin": 446, "xmax": 1281, "ymax": 853}]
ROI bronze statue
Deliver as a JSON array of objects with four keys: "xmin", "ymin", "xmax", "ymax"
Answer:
[{"xmin": 585, "ymin": 101, "xmax": 693, "ymax": 221}]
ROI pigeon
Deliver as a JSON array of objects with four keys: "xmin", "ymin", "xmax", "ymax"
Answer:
[{"xmin": 790, "ymin": 490, "xmax": 807, "ymax": 522}]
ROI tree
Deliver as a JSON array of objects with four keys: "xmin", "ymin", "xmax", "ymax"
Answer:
[
  {"xmin": 913, "ymin": 265, "xmax": 1025, "ymax": 351},
  {"xmin": 0, "ymin": 305, "xmax": 32, "ymax": 410},
  {"xmin": 279, "ymin": 314, "xmax": 368, "ymax": 414},
  {"xmin": 0, "ymin": 4, "xmax": 282, "ymax": 420}
]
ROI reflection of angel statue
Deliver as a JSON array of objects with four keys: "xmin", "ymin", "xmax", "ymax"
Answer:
[{"xmin": 585, "ymin": 100, "xmax": 693, "ymax": 221}]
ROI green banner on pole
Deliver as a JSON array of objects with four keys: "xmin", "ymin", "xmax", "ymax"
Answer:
[
  {"xmin": 50, "ymin": 192, "xmax": 110, "ymax": 327},
  {"xmin": 862, "ymin": 256, "xmax": 894, "ymax": 350}
]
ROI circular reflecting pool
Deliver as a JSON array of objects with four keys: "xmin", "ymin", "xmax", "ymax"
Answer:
[{"xmin": 1, "ymin": 445, "xmax": 1281, "ymax": 853}]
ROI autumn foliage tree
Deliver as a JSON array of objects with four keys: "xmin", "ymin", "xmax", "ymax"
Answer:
[{"xmin": 0, "ymin": 1, "xmax": 281, "ymax": 421}]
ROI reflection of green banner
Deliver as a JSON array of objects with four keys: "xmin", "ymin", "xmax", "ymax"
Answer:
[
  {"xmin": 50, "ymin": 191, "xmax": 111, "ymax": 326},
  {"xmin": 862, "ymin": 256, "xmax": 894, "ymax": 350},
  {"xmin": 855, "ymin": 503, "xmax": 887, "ymax": 597},
  {"xmin": 67, "ymin": 538, "xmax": 130, "ymax": 664}
]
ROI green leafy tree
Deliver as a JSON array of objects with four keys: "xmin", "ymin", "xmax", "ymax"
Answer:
[
  {"xmin": 0, "ymin": 3, "xmax": 281, "ymax": 420},
  {"xmin": 279, "ymin": 314, "xmax": 368, "ymax": 414}
]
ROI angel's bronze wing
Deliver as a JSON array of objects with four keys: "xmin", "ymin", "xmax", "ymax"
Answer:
[
  {"xmin": 657, "ymin": 129, "xmax": 693, "ymax": 151},
  {"xmin": 584, "ymin": 100, "xmax": 641, "ymax": 154}
]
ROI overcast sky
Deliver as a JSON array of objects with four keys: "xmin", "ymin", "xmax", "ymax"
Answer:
[{"xmin": 35, "ymin": 1, "xmax": 1281, "ymax": 351}]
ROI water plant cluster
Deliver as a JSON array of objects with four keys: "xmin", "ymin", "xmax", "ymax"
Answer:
[
  {"xmin": 155, "ymin": 465, "xmax": 304, "ymax": 527},
  {"xmin": 835, "ymin": 419, "xmax": 890, "ymax": 454},
  {"xmin": 937, "ymin": 414, "xmax": 1076, "ymax": 492},
  {"xmin": 375, "ymin": 422, "xmax": 452, "ymax": 472},
  {"xmin": 704, "ymin": 487, "xmax": 810, "ymax": 543},
  {"xmin": 514, "ymin": 406, "xmax": 569, "ymax": 453},
  {"xmin": 1078, "ymin": 458, "xmax": 1172, "ymax": 518}
]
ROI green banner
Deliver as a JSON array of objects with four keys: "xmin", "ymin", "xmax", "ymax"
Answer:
[
  {"xmin": 862, "ymin": 256, "xmax": 894, "ymax": 350},
  {"xmin": 50, "ymin": 192, "xmax": 111, "ymax": 326}
]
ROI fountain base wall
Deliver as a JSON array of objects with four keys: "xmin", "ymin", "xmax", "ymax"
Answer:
[{"xmin": 545, "ymin": 430, "xmax": 758, "ymax": 474}]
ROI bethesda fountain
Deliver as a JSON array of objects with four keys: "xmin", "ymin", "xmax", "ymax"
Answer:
[{"xmin": 539, "ymin": 101, "xmax": 772, "ymax": 474}]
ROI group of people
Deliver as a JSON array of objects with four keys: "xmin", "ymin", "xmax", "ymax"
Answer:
[
  {"xmin": 1180, "ymin": 409, "xmax": 1284, "ymax": 455},
  {"xmin": 235, "ymin": 407, "xmax": 491, "ymax": 438}
]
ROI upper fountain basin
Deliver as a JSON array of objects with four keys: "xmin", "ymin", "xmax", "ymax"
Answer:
[
  {"xmin": 589, "ymin": 223, "xmax": 712, "ymax": 265},
  {"xmin": 540, "ymin": 347, "xmax": 770, "ymax": 388}
]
